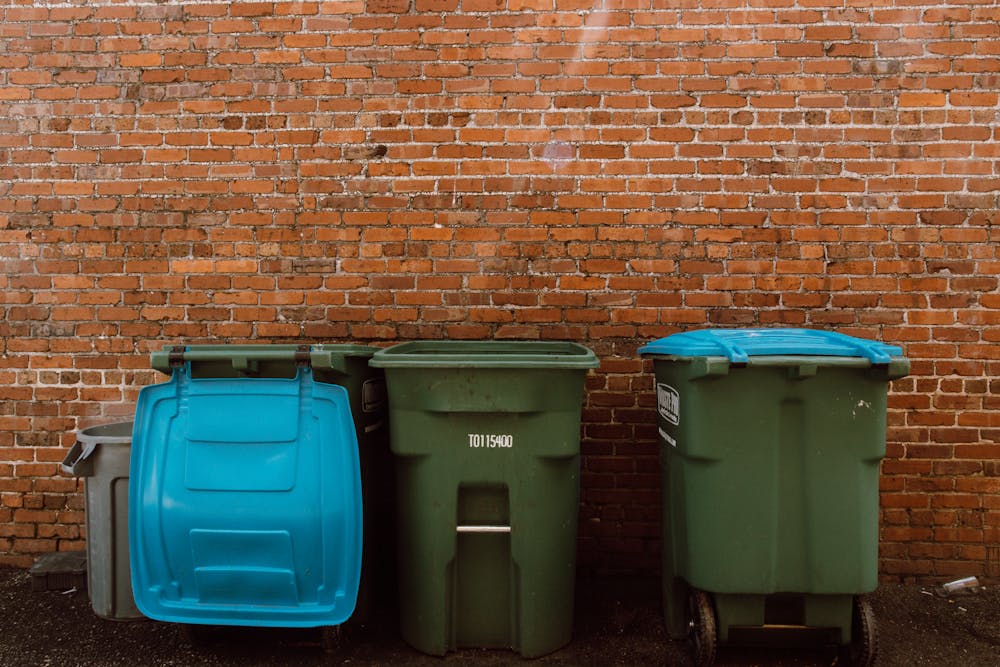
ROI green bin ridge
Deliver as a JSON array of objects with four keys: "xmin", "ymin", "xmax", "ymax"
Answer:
[
  {"xmin": 371, "ymin": 341, "xmax": 599, "ymax": 658},
  {"xmin": 642, "ymin": 328, "xmax": 908, "ymax": 660}
]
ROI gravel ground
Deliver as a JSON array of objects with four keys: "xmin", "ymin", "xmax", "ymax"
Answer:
[{"xmin": 2, "ymin": 567, "xmax": 998, "ymax": 666}]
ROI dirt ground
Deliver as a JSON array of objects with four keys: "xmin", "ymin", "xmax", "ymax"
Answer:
[{"xmin": 1, "ymin": 567, "xmax": 998, "ymax": 667}]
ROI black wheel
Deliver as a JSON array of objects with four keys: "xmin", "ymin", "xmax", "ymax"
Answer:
[
  {"xmin": 842, "ymin": 595, "xmax": 877, "ymax": 666},
  {"xmin": 688, "ymin": 589, "xmax": 717, "ymax": 667}
]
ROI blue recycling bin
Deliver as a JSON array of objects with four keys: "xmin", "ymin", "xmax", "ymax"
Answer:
[{"xmin": 129, "ymin": 359, "xmax": 363, "ymax": 627}]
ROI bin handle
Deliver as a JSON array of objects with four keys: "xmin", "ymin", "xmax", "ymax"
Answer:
[
  {"xmin": 152, "ymin": 346, "xmax": 368, "ymax": 376},
  {"xmin": 839, "ymin": 337, "xmax": 893, "ymax": 365},
  {"xmin": 169, "ymin": 346, "xmax": 312, "ymax": 365},
  {"xmin": 155, "ymin": 345, "xmax": 314, "ymax": 374},
  {"xmin": 456, "ymin": 525, "xmax": 511, "ymax": 534},
  {"xmin": 60, "ymin": 440, "xmax": 96, "ymax": 477}
]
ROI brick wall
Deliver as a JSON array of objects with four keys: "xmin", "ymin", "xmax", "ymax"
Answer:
[{"xmin": 1, "ymin": 0, "xmax": 998, "ymax": 578}]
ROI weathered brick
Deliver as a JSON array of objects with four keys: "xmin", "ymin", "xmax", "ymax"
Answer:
[{"xmin": 0, "ymin": 0, "xmax": 996, "ymax": 578}]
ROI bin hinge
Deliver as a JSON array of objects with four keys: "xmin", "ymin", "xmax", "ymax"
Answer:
[
  {"xmin": 168, "ymin": 346, "xmax": 186, "ymax": 368},
  {"xmin": 294, "ymin": 345, "xmax": 312, "ymax": 367}
]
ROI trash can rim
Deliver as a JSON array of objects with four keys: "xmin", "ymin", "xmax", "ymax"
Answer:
[
  {"xmin": 639, "ymin": 353, "xmax": 903, "ymax": 367},
  {"xmin": 77, "ymin": 421, "xmax": 134, "ymax": 444},
  {"xmin": 369, "ymin": 340, "xmax": 600, "ymax": 369},
  {"xmin": 60, "ymin": 421, "xmax": 133, "ymax": 478},
  {"xmin": 151, "ymin": 343, "xmax": 380, "ymax": 374}
]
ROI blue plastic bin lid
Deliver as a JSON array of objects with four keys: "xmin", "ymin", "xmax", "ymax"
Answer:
[
  {"xmin": 638, "ymin": 328, "xmax": 903, "ymax": 365},
  {"xmin": 129, "ymin": 368, "xmax": 363, "ymax": 628}
]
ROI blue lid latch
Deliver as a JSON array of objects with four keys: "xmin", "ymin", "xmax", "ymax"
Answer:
[
  {"xmin": 714, "ymin": 337, "xmax": 749, "ymax": 365},
  {"xmin": 841, "ymin": 337, "xmax": 892, "ymax": 365}
]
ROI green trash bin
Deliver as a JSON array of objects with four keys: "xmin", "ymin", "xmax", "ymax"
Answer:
[
  {"xmin": 639, "ymin": 329, "xmax": 908, "ymax": 666},
  {"xmin": 370, "ymin": 341, "xmax": 599, "ymax": 658},
  {"xmin": 149, "ymin": 344, "xmax": 393, "ymax": 624}
]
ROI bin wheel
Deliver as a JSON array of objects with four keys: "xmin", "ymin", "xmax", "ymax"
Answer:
[
  {"xmin": 842, "ymin": 596, "xmax": 877, "ymax": 667},
  {"xmin": 688, "ymin": 589, "xmax": 717, "ymax": 667}
]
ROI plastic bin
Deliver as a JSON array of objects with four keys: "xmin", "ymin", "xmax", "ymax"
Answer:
[
  {"xmin": 130, "ymin": 344, "xmax": 389, "ymax": 628},
  {"xmin": 148, "ymin": 344, "xmax": 393, "ymax": 622},
  {"xmin": 640, "ymin": 328, "xmax": 908, "ymax": 666},
  {"xmin": 61, "ymin": 421, "xmax": 143, "ymax": 620},
  {"xmin": 370, "ymin": 340, "xmax": 599, "ymax": 658}
]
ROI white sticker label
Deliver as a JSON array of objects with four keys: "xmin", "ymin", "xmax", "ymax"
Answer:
[
  {"xmin": 468, "ymin": 433, "xmax": 513, "ymax": 449},
  {"xmin": 657, "ymin": 383, "xmax": 680, "ymax": 425},
  {"xmin": 659, "ymin": 427, "xmax": 677, "ymax": 448}
]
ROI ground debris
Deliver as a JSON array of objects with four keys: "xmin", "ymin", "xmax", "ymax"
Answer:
[{"xmin": 3, "ymin": 569, "xmax": 1000, "ymax": 667}]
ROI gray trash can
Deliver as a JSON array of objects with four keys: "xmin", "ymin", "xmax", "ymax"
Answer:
[{"xmin": 61, "ymin": 422, "xmax": 142, "ymax": 620}]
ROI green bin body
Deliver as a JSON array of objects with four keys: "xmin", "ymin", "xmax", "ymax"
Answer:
[
  {"xmin": 370, "ymin": 341, "xmax": 599, "ymax": 658},
  {"xmin": 640, "ymin": 329, "xmax": 908, "ymax": 646},
  {"xmin": 150, "ymin": 344, "xmax": 393, "ymax": 622}
]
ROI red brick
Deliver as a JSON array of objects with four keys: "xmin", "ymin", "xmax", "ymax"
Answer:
[{"xmin": 0, "ymin": 0, "xmax": 997, "ymax": 578}]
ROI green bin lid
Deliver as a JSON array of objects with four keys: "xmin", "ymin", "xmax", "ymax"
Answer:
[
  {"xmin": 638, "ymin": 328, "xmax": 903, "ymax": 365},
  {"xmin": 369, "ymin": 341, "xmax": 600, "ymax": 369}
]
